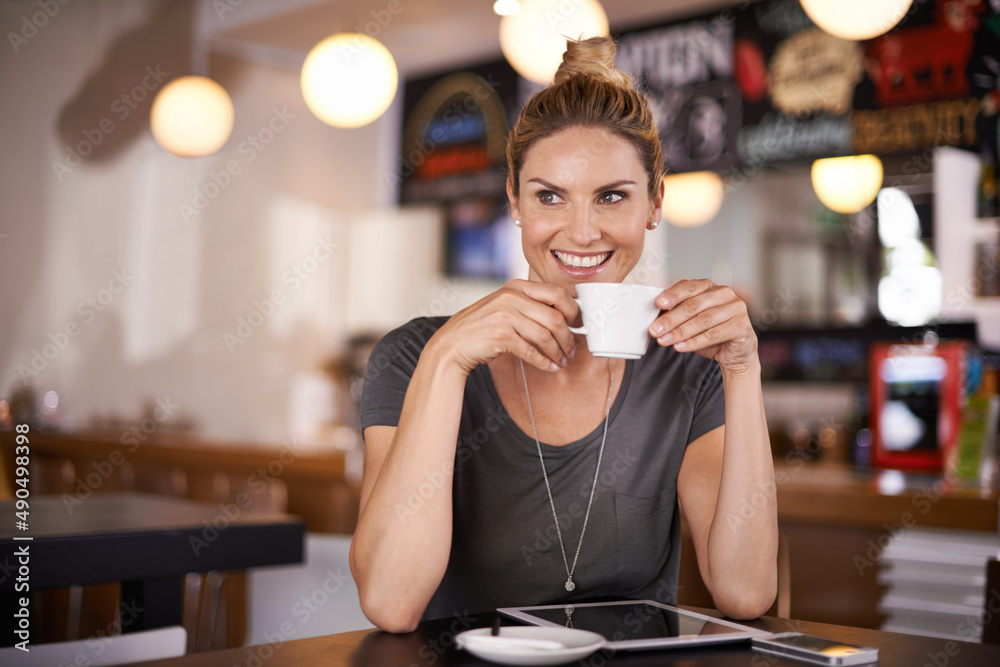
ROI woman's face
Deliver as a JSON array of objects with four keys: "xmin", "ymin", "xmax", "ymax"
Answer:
[{"xmin": 508, "ymin": 125, "xmax": 662, "ymax": 288}]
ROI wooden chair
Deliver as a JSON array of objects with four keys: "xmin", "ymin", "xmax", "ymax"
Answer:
[{"xmin": 185, "ymin": 471, "xmax": 289, "ymax": 652}]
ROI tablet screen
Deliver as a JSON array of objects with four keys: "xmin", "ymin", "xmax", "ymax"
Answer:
[
  {"xmin": 498, "ymin": 600, "xmax": 766, "ymax": 649},
  {"xmin": 523, "ymin": 602, "xmax": 743, "ymax": 641}
]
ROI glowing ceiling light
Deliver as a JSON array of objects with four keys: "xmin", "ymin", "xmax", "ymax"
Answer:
[
  {"xmin": 811, "ymin": 155, "xmax": 884, "ymax": 214},
  {"xmin": 151, "ymin": 76, "xmax": 234, "ymax": 158},
  {"xmin": 800, "ymin": 0, "xmax": 914, "ymax": 41},
  {"xmin": 661, "ymin": 171, "xmax": 724, "ymax": 228},
  {"xmin": 301, "ymin": 33, "xmax": 398, "ymax": 129},
  {"xmin": 499, "ymin": 0, "xmax": 609, "ymax": 85},
  {"xmin": 493, "ymin": 0, "xmax": 521, "ymax": 16}
]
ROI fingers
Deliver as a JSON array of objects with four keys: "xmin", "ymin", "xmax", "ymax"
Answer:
[
  {"xmin": 515, "ymin": 279, "xmax": 580, "ymax": 326},
  {"xmin": 649, "ymin": 281, "xmax": 750, "ymax": 353},
  {"xmin": 443, "ymin": 281, "xmax": 578, "ymax": 374},
  {"xmin": 504, "ymin": 280, "xmax": 578, "ymax": 358}
]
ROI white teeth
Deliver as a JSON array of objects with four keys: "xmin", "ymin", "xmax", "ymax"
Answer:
[{"xmin": 555, "ymin": 251, "xmax": 610, "ymax": 268}]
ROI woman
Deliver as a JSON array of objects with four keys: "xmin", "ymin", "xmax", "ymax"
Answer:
[{"xmin": 350, "ymin": 36, "xmax": 777, "ymax": 633}]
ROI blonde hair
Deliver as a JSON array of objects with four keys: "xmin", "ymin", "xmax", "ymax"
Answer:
[{"xmin": 506, "ymin": 36, "xmax": 663, "ymax": 198}]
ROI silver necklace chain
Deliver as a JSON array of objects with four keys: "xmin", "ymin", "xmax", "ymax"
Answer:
[{"xmin": 518, "ymin": 357, "xmax": 616, "ymax": 593}]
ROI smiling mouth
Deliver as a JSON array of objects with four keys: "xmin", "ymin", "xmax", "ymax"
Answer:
[{"xmin": 553, "ymin": 250, "xmax": 613, "ymax": 269}]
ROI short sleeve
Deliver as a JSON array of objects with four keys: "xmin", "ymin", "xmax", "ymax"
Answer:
[
  {"xmin": 359, "ymin": 318, "xmax": 446, "ymax": 431},
  {"xmin": 686, "ymin": 359, "xmax": 725, "ymax": 444}
]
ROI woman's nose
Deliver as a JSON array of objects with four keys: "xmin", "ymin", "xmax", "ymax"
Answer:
[{"xmin": 565, "ymin": 206, "xmax": 601, "ymax": 246}]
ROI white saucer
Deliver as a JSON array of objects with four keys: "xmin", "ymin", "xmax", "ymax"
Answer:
[{"xmin": 455, "ymin": 626, "xmax": 606, "ymax": 666}]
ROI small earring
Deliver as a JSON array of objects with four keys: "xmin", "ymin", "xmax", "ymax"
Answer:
[
  {"xmin": 513, "ymin": 219, "xmax": 521, "ymax": 227},
  {"xmin": 648, "ymin": 220, "xmax": 659, "ymax": 230}
]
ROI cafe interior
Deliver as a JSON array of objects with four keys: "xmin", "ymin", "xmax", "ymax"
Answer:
[{"xmin": 2, "ymin": 0, "xmax": 1000, "ymax": 664}]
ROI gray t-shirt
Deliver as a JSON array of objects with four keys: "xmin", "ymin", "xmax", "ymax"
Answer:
[{"xmin": 360, "ymin": 316, "xmax": 726, "ymax": 620}]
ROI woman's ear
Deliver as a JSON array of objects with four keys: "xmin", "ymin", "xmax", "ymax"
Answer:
[
  {"xmin": 647, "ymin": 175, "xmax": 664, "ymax": 230},
  {"xmin": 506, "ymin": 178, "xmax": 520, "ymax": 223}
]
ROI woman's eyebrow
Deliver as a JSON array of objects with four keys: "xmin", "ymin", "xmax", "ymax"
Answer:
[
  {"xmin": 593, "ymin": 179, "xmax": 636, "ymax": 192},
  {"xmin": 526, "ymin": 178, "xmax": 637, "ymax": 193},
  {"xmin": 526, "ymin": 177, "xmax": 566, "ymax": 194}
]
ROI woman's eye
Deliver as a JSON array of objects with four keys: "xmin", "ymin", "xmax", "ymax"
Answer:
[
  {"xmin": 599, "ymin": 191, "xmax": 625, "ymax": 204},
  {"xmin": 538, "ymin": 191, "xmax": 562, "ymax": 204}
]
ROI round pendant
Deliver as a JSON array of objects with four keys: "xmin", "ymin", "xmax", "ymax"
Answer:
[{"xmin": 565, "ymin": 579, "xmax": 575, "ymax": 592}]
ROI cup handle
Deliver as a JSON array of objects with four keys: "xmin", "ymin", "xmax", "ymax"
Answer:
[{"xmin": 569, "ymin": 298, "xmax": 587, "ymax": 335}]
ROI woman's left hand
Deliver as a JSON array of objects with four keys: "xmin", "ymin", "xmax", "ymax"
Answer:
[{"xmin": 648, "ymin": 279, "xmax": 758, "ymax": 374}]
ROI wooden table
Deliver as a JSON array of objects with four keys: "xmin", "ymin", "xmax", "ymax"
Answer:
[
  {"xmin": 119, "ymin": 608, "xmax": 1000, "ymax": 666},
  {"xmin": 0, "ymin": 492, "xmax": 304, "ymax": 643}
]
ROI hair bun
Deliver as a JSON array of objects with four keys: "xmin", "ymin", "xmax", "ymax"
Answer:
[{"xmin": 553, "ymin": 36, "xmax": 631, "ymax": 88}]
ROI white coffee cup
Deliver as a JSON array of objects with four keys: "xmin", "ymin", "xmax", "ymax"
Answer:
[{"xmin": 569, "ymin": 283, "xmax": 663, "ymax": 359}]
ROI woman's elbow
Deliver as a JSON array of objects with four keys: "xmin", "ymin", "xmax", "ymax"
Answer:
[
  {"xmin": 714, "ymin": 581, "xmax": 776, "ymax": 620},
  {"xmin": 357, "ymin": 583, "xmax": 425, "ymax": 633}
]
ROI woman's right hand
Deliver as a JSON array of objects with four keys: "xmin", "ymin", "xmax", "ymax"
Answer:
[{"xmin": 429, "ymin": 279, "xmax": 579, "ymax": 375}]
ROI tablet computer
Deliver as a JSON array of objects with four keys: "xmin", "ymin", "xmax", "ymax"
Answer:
[{"xmin": 497, "ymin": 600, "xmax": 769, "ymax": 650}]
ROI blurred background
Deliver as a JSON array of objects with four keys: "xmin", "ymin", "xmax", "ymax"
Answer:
[{"xmin": 1, "ymin": 0, "xmax": 1000, "ymax": 656}]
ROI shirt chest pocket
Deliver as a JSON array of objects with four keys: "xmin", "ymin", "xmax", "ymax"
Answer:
[{"xmin": 614, "ymin": 488, "xmax": 676, "ymax": 584}]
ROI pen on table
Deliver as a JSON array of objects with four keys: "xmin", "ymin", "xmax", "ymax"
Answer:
[{"xmin": 492, "ymin": 616, "xmax": 501, "ymax": 636}]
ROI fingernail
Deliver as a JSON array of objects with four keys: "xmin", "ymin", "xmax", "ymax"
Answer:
[
  {"xmin": 658, "ymin": 296, "xmax": 670, "ymax": 308},
  {"xmin": 658, "ymin": 330, "xmax": 672, "ymax": 343},
  {"xmin": 569, "ymin": 346, "xmax": 576, "ymax": 358},
  {"xmin": 560, "ymin": 356, "xmax": 568, "ymax": 367},
  {"xmin": 549, "ymin": 362, "xmax": 560, "ymax": 372},
  {"xmin": 650, "ymin": 323, "xmax": 665, "ymax": 336}
]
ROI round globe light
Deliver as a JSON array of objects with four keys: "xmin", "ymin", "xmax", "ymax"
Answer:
[
  {"xmin": 800, "ymin": 0, "xmax": 913, "ymax": 41},
  {"xmin": 150, "ymin": 76, "xmax": 234, "ymax": 158},
  {"xmin": 500, "ymin": 0, "xmax": 609, "ymax": 85},
  {"xmin": 811, "ymin": 155, "xmax": 884, "ymax": 214},
  {"xmin": 493, "ymin": 0, "xmax": 521, "ymax": 16},
  {"xmin": 301, "ymin": 33, "xmax": 398, "ymax": 129},
  {"xmin": 661, "ymin": 171, "xmax": 725, "ymax": 228}
]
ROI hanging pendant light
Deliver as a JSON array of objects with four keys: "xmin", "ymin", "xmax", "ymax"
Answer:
[
  {"xmin": 811, "ymin": 155, "xmax": 884, "ymax": 214},
  {"xmin": 499, "ymin": 0, "xmax": 609, "ymax": 85},
  {"xmin": 150, "ymin": 75, "xmax": 234, "ymax": 158},
  {"xmin": 661, "ymin": 171, "xmax": 724, "ymax": 228},
  {"xmin": 301, "ymin": 33, "xmax": 398, "ymax": 129},
  {"xmin": 493, "ymin": 0, "xmax": 520, "ymax": 16},
  {"xmin": 800, "ymin": 0, "xmax": 914, "ymax": 41}
]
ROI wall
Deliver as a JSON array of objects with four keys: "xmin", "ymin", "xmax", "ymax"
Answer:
[{"xmin": 0, "ymin": 0, "xmax": 396, "ymax": 443}]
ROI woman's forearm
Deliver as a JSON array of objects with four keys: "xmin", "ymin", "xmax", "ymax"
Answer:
[
  {"xmin": 708, "ymin": 358, "xmax": 778, "ymax": 618},
  {"xmin": 350, "ymin": 340, "xmax": 468, "ymax": 631}
]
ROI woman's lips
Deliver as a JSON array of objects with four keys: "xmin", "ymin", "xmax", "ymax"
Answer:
[
  {"xmin": 551, "ymin": 250, "xmax": 614, "ymax": 278},
  {"xmin": 552, "ymin": 250, "xmax": 612, "ymax": 269}
]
